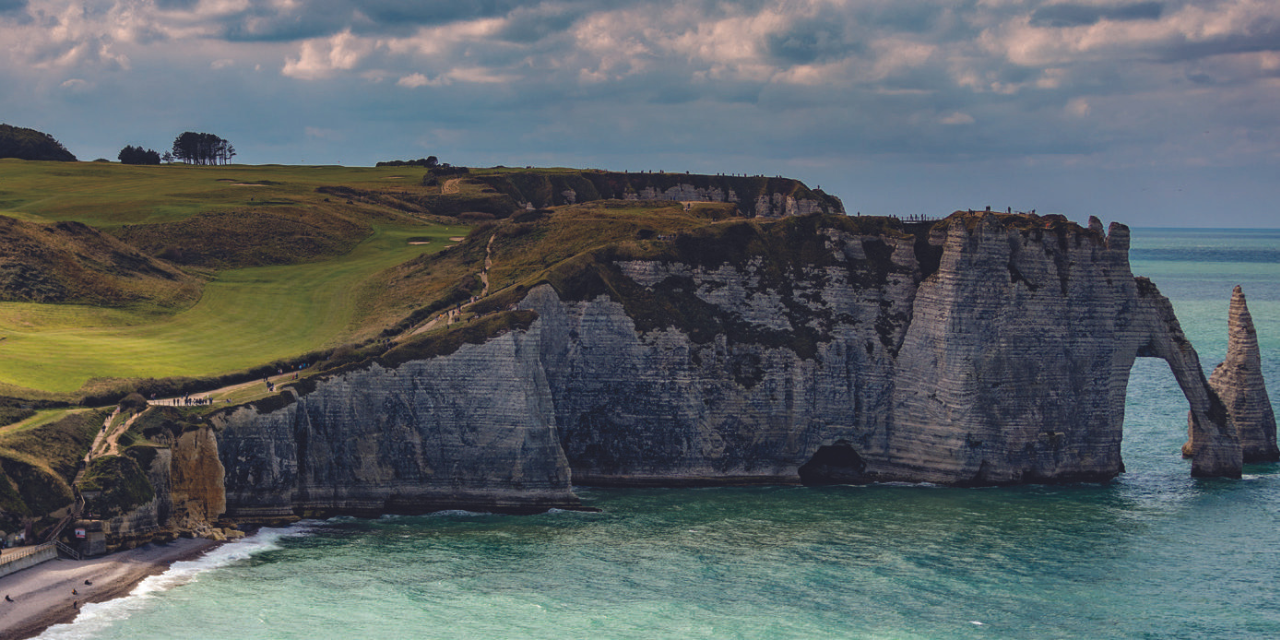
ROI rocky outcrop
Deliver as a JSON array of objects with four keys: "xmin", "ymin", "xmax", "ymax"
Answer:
[
  {"xmin": 208, "ymin": 212, "xmax": 1261, "ymax": 518},
  {"xmin": 213, "ymin": 330, "xmax": 577, "ymax": 519},
  {"xmin": 518, "ymin": 214, "xmax": 1245, "ymax": 485},
  {"xmin": 1196, "ymin": 286, "xmax": 1279, "ymax": 463},
  {"xmin": 169, "ymin": 427, "xmax": 226, "ymax": 529},
  {"xmin": 621, "ymin": 183, "xmax": 832, "ymax": 217},
  {"xmin": 466, "ymin": 170, "xmax": 845, "ymax": 217}
]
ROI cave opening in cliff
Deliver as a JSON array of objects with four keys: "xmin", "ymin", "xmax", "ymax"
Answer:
[{"xmin": 798, "ymin": 441, "xmax": 867, "ymax": 486}]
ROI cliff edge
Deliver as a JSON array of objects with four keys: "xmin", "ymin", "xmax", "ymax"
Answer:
[{"xmin": 190, "ymin": 210, "xmax": 1263, "ymax": 522}]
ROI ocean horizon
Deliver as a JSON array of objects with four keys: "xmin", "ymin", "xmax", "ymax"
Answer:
[{"xmin": 38, "ymin": 227, "xmax": 1280, "ymax": 640}]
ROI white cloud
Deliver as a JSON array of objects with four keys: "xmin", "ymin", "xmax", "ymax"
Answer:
[
  {"xmin": 396, "ymin": 72, "xmax": 434, "ymax": 88},
  {"xmin": 1066, "ymin": 97, "xmax": 1090, "ymax": 117},
  {"xmin": 941, "ymin": 111, "xmax": 975, "ymax": 125},
  {"xmin": 282, "ymin": 29, "xmax": 373, "ymax": 79}
]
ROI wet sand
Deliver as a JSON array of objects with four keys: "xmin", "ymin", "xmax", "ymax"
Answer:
[{"xmin": 0, "ymin": 538, "xmax": 220, "ymax": 640}]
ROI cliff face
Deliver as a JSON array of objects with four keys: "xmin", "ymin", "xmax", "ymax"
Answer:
[
  {"xmin": 209, "ymin": 212, "xmax": 1259, "ymax": 518},
  {"xmin": 213, "ymin": 331, "xmax": 576, "ymax": 518}
]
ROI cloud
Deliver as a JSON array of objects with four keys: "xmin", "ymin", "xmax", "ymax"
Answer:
[
  {"xmin": 282, "ymin": 29, "xmax": 371, "ymax": 79},
  {"xmin": 1030, "ymin": 2, "xmax": 1164, "ymax": 28},
  {"xmin": 940, "ymin": 111, "xmax": 975, "ymax": 124},
  {"xmin": 1066, "ymin": 96, "xmax": 1090, "ymax": 116},
  {"xmin": 0, "ymin": 0, "xmax": 1278, "ymax": 228},
  {"xmin": 396, "ymin": 72, "xmax": 432, "ymax": 88}
]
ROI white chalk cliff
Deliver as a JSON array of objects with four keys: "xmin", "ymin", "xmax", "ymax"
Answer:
[{"xmin": 204, "ymin": 212, "xmax": 1263, "ymax": 518}]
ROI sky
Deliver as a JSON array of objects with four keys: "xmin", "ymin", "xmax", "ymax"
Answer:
[{"xmin": 2, "ymin": 0, "xmax": 1279, "ymax": 227}]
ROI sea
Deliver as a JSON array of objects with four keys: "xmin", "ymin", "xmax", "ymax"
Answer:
[{"xmin": 38, "ymin": 228, "xmax": 1280, "ymax": 640}]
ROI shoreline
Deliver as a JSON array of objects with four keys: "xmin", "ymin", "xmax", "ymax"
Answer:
[{"xmin": 0, "ymin": 538, "xmax": 222, "ymax": 640}]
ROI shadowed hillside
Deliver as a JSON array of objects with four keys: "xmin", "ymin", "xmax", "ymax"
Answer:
[{"xmin": 0, "ymin": 215, "xmax": 200, "ymax": 307}]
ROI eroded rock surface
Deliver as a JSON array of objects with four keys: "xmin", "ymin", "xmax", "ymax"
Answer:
[
  {"xmin": 209, "ymin": 212, "xmax": 1259, "ymax": 518},
  {"xmin": 1197, "ymin": 286, "xmax": 1279, "ymax": 463},
  {"xmin": 214, "ymin": 331, "xmax": 577, "ymax": 518}
]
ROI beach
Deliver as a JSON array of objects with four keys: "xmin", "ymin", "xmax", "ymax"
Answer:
[{"xmin": 0, "ymin": 538, "xmax": 220, "ymax": 640}]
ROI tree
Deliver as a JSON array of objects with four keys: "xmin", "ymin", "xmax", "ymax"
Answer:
[
  {"xmin": 171, "ymin": 132, "xmax": 233, "ymax": 165},
  {"xmin": 162, "ymin": 151, "xmax": 173, "ymax": 164},
  {"xmin": 0, "ymin": 123, "xmax": 77, "ymax": 161},
  {"xmin": 118, "ymin": 145, "xmax": 161, "ymax": 165}
]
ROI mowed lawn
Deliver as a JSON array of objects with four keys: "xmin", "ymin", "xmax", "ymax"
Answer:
[{"xmin": 0, "ymin": 223, "xmax": 467, "ymax": 393}]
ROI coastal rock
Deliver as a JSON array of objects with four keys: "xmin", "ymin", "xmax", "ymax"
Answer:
[
  {"xmin": 207, "ymin": 212, "xmax": 1254, "ymax": 519},
  {"xmin": 1195, "ymin": 286, "xmax": 1279, "ymax": 463},
  {"xmin": 213, "ymin": 330, "xmax": 578, "ymax": 519},
  {"xmin": 168, "ymin": 426, "xmax": 226, "ymax": 529}
]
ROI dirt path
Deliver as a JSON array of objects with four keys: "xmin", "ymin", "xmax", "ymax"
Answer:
[
  {"xmin": 442, "ymin": 178, "xmax": 462, "ymax": 194},
  {"xmin": 96, "ymin": 412, "xmax": 142, "ymax": 458},
  {"xmin": 480, "ymin": 233, "xmax": 495, "ymax": 296}
]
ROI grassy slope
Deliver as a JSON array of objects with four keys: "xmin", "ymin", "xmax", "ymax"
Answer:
[
  {"xmin": 0, "ymin": 160, "xmax": 469, "ymax": 395},
  {"xmin": 0, "ymin": 223, "xmax": 465, "ymax": 393}
]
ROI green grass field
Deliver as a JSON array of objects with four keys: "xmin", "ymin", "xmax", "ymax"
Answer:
[
  {"xmin": 0, "ymin": 159, "xmax": 473, "ymax": 395},
  {"xmin": 0, "ymin": 223, "xmax": 465, "ymax": 393},
  {"xmin": 0, "ymin": 159, "xmax": 433, "ymax": 228}
]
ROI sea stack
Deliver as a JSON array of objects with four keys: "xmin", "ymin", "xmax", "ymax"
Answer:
[{"xmin": 1197, "ymin": 286, "xmax": 1280, "ymax": 463}]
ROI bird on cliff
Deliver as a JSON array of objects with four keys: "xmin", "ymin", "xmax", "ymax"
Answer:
[
  {"xmin": 84, "ymin": 580, "xmax": 92, "ymax": 585},
  {"xmin": 4, "ymin": 594, "xmax": 12, "ymax": 602}
]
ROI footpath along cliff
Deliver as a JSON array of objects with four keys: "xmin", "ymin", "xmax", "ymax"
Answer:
[{"xmin": 133, "ymin": 211, "xmax": 1269, "ymax": 526}]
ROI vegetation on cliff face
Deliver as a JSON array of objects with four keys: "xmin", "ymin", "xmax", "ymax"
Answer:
[
  {"xmin": 81, "ymin": 454, "xmax": 155, "ymax": 518},
  {"xmin": 0, "ymin": 409, "xmax": 102, "ymax": 531}
]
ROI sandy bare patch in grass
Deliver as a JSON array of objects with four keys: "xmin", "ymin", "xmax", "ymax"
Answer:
[{"xmin": 449, "ymin": 236, "xmax": 465, "ymax": 241}]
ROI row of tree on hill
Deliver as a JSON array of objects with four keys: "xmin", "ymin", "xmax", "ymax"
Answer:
[
  {"xmin": 376, "ymin": 156, "xmax": 440, "ymax": 168},
  {"xmin": 118, "ymin": 132, "xmax": 236, "ymax": 165}
]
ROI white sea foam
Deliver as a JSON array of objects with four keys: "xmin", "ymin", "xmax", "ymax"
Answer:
[
  {"xmin": 36, "ymin": 523, "xmax": 316, "ymax": 639},
  {"xmin": 425, "ymin": 509, "xmax": 491, "ymax": 517}
]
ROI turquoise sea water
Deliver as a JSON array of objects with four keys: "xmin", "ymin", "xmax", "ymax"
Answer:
[{"xmin": 40, "ymin": 228, "xmax": 1280, "ymax": 640}]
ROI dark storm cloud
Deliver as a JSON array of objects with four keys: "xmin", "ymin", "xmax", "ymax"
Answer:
[
  {"xmin": 765, "ymin": 18, "xmax": 861, "ymax": 65},
  {"xmin": 152, "ymin": 0, "xmax": 198, "ymax": 9},
  {"xmin": 1155, "ymin": 28, "xmax": 1280, "ymax": 62},
  {"xmin": 1030, "ymin": 2, "xmax": 1164, "ymax": 28},
  {"xmin": 214, "ymin": 0, "xmax": 535, "ymax": 42},
  {"xmin": 0, "ymin": 0, "xmax": 26, "ymax": 13}
]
